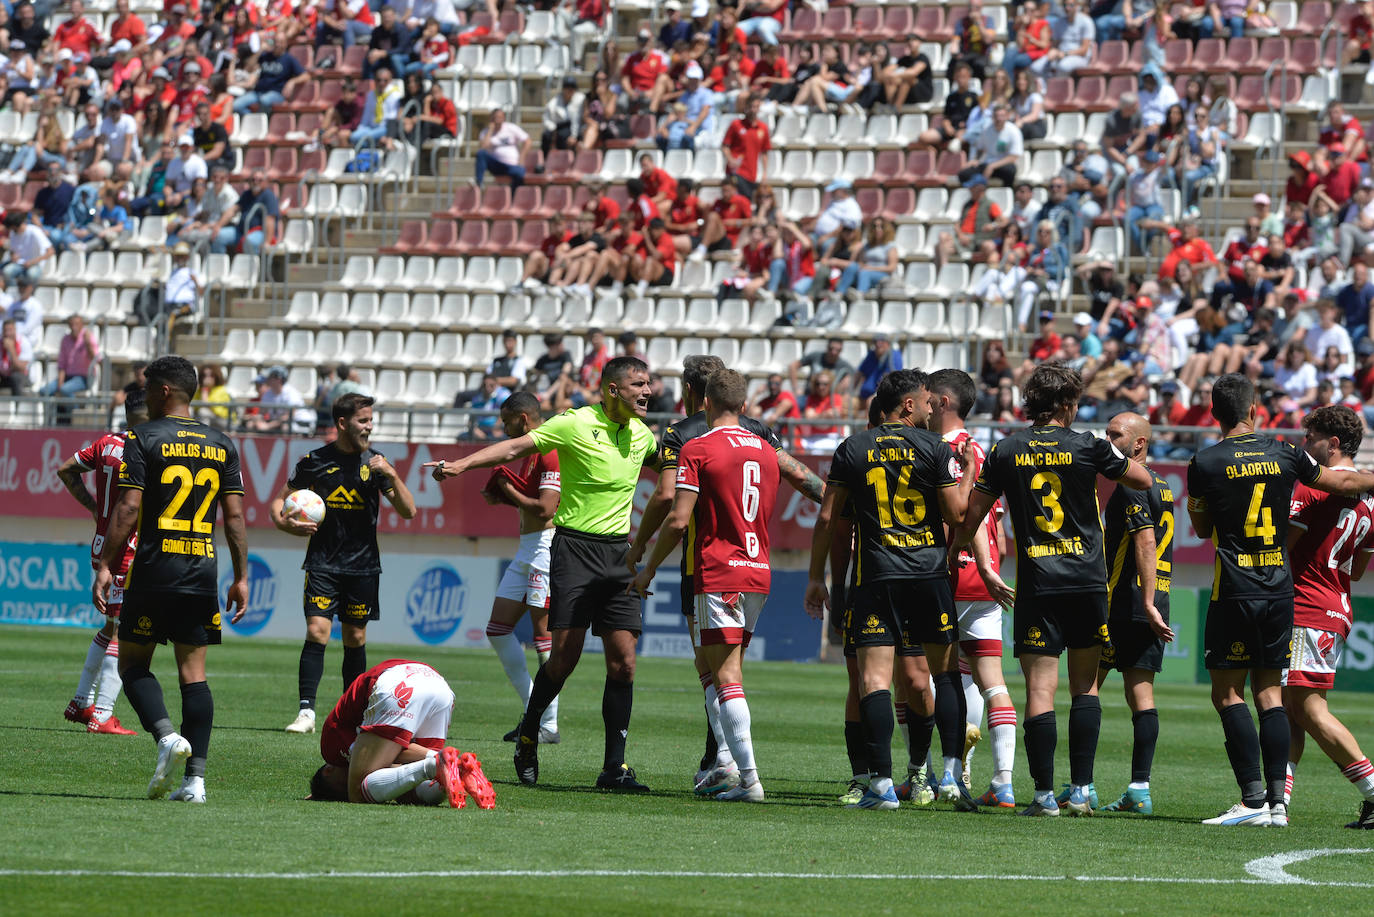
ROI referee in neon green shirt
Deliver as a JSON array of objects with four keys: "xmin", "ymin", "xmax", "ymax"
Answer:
[{"xmin": 426, "ymin": 356, "xmax": 660, "ymax": 792}]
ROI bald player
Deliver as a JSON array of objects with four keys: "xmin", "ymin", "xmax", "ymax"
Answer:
[{"xmin": 1096, "ymin": 412, "xmax": 1176, "ymax": 815}]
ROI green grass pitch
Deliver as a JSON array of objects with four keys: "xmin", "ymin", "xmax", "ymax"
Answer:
[{"xmin": 2, "ymin": 624, "xmax": 1373, "ymax": 916}]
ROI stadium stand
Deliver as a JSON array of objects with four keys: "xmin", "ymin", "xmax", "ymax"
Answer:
[{"xmin": 3, "ymin": 0, "xmax": 1374, "ymax": 441}]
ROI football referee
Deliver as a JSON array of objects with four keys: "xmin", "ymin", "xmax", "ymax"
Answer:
[{"xmin": 427, "ymin": 356, "xmax": 660, "ymax": 792}]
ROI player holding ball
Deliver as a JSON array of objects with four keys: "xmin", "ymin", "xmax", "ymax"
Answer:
[{"xmin": 270, "ymin": 393, "xmax": 416, "ymax": 734}]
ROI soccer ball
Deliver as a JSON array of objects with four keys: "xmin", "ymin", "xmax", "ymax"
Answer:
[{"xmin": 283, "ymin": 489, "xmax": 326, "ymax": 525}]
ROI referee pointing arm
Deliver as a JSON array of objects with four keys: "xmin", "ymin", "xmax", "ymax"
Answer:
[{"xmin": 426, "ymin": 356, "xmax": 659, "ymax": 792}]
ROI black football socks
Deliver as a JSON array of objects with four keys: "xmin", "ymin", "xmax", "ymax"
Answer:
[
  {"xmin": 1258, "ymin": 705, "xmax": 1290, "ymax": 806},
  {"xmin": 1220, "ymin": 702, "xmax": 1266, "ymax": 807},
  {"xmin": 602, "ymin": 677, "xmax": 633, "ymax": 771},
  {"xmin": 859, "ymin": 690, "xmax": 894, "ymax": 782},
  {"xmin": 1024, "ymin": 711, "xmax": 1057, "ymax": 793},
  {"xmin": 1068, "ymin": 694, "xmax": 1102, "ymax": 788},
  {"xmin": 297, "ymin": 640, "xmax": 326, "ymax": 710},
  {"xmin": 342, "ymin": 644, "xmax": 367, "ymax": 691},
  {"xmin": 1131, "ymin": 708, "xmax": 1159, "ymax": 784},
  {"xmin": 122, "ymin": 663, "xmax": 173, "ymax": 741},
  {"xmin": 180, "ymin": 681, "xmax": 213, "ymax": 778}
]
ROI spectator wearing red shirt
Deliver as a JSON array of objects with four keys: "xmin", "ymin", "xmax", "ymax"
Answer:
[
  {"xmin": 750, "ymin": 43, "xmax": 790, "ymax": 97},
  {"xmin": 638, "ymin": 152, "xmax": 677, "ymax": 212},
  {"xmin": 578, "ymin": 327, "xmax": 611, "ymax": 392},
  {"xmin": 721, "ymin": 93, "xmax": 769, "ymax": 200},
  {"xmin": 1286, "ymin": 151, "xmax": 1321, "ymax": 207},
  {"xmin": 1222, "ymin": 217, "xmax": 1267, "ymax": 284},
  {"xmin": 798, "ymin": 371, "xmax": 845, "ymax": 452},
  {"xmin": 107, "ymin": 0, "xmax": 149, "ymax": 47},
  {"xmin": 516, "ymin": 212, "xmax": 572, "ymax": 289},
  {"xmin": 1342, "ymin": 0, "xmax": 1374, "ymax": 69},
  {"xmin": 631, "ymin": 217, "xmax": 678, "ymax": 293},
  {"xmin": 1178, "ymin": 378, "xmax": 1219, "ymax": 450},
  {"xmin": 584, "ymin": 178, "xmax": 620, "ymax": 229},
  {"xmin": 688, "ymin": 174, "xmax": 751, "ymax": 262},
  {"xmin": 54, "ymin": 0, "xmax": 100, "ymax": 63},
  {"xmin": 711, "ymin": 6, "xmax": 748, "ymax": 52},
  {"xmin": 1319, "ymin": 101, "xmax": 1368, "ymax": 163},
  {"xmin": 620, "ymin": 30, "xmax": 667, "ymax": 105},
  {"xmin": 1147, "ymin": 380, "xmax": 1191, "ymax": 459},
  {"xmin": 1158, "ymin": 216, "xmax": 1223, "ymax": 280},
  {"xmin": 751, "ymin": 374, "xmax": 802, "ymax": 437},
  {"xmin": 1028, "ymin": 311, "xmax": 1061, "ymax": 361},
  {"xmin": 584, "ymin": 213, "xmax": 641, "ymax": 293},
  {"xmin": 415, "ymin": 81, "xmax": 458, "ymax": 142},
  {"xmin": 1317, "ymin": 143, "xmax": 1362, "ymax": 206},
  {"xmin": 624, "ymin": 177, "xmax": 660, "ymax": 230},
  {"xmin": 664, "ymin": 177, "xmax": 702, "ymax": 257}
]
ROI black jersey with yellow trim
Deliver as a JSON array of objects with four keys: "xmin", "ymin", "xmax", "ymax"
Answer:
[
  {"xmin": 1186, "ymin": 431, "xmax": 1322, "ymax": 600},
  {"xmin": 660, "ymin": 411, "xmax": 783, "ymax": 577},
  {"xmin": 974, "ymin": 424, "xmax": 1130, "ymax": 596},
  {"xmin": 118, "ymin": 415, "xmax": 243, "ymax": 596},
  {"xmin": 827, "ymin": 422, "xmax": 957, "ymax": 584},
  {"xmin": 288, "ymin": 442, "xmax": 396, "ymax": 576},
  {"xmin": 1104, "ymin": 468, "xmax": 1175, "ymax": 623}
]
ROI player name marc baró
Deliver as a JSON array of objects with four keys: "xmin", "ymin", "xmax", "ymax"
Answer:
[
  {"xmin": 1224, "ymin": 460, "xmax": 1283, "ymax": 479},
  {"xmin": 1026, "ymin": 536, "xmax": 1087, "ymax": 558},
  {"xmin": 1014, "ymin": 451, "xmax": 1075, "ymax": 467}
]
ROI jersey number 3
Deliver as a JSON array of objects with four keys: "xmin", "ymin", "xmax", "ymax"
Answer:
[{"xmin": 157, "ymin": 466, "xmax": 222, "ymax": 534}]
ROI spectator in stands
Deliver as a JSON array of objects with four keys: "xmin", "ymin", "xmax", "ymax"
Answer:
[
  {"xmin": 408, "ymin": 79, "xmax": 458, "ymax": 143},
  {"xmin": 832, "ymin": 217, "xmax": 899, "ymax": 298},
  {"xmin": 1137, "ymin": 65, "xmax": 1178, "ymax": 136},
  {"xmin": 1148, "ymin": 380, "xmax": 1190, "ymax": 458},
  {"xmin": 684, "ymin": 173, "xmax": 749, "ymax": 264},
  {"xmin": 1274, "ymin": 341, "xmax": 1320, "ymax": 407},
  {"xmin": 916, "ymin": 60, "xmax": 977, "ymax": 152},
  {"xmin": 581, "ymin": 69, "xmax": 625, "ymax": 149},
  {"xmin": 1126, "ymin": 150, "xmax": 1167, "ymax": 256},
  {"xmin": 310, "ymin": 76, "xmax": 364, "ymax": 151},
  {"xmin": 750, "ymin": 373, "xmax": 801, "ymax": 430},
  {"xmin": 974, "ymin": 340, "xmax": 1013, "ymax": 414},
  {"xmin": 658, "ymin": 0, "xmax": 692, "ymax": 48},
  {"xmin": 738, "ymin": 0, "xmax": 786, "ymax": 46},
  {"xmin": 31, "ymin": 161, "xmax": 74, "ymax": 249},
  {"xmin": 473, "ymin": 107, "xmax": 530, "ymax": 190},
  {"xmin": 488, "ymin": 329, "xmax": 528, "ymax": 391},
  {"xmin": 807, "ymin": 175, "xmax": 860, "ymax": 250},
  {"xmin": 617, "ymin": 330, "xmax": 645, "ymax": 363},
  {"xmin": 958, "ymin": 102, "xmax": 1022, "ymax": 187},
  {"xmin": 584, "ymin": 212, "xmax": 639, "ymax": 293},
  {"xmin": 645, "ymin": 371, "xmax": 674, "ymax": 415},
  {"xmin": 1073, "ymin": 311, "xmax": 1104, "ymax": 357},
  {"xmin": 99, "ymin": 97, "xmax": 140, "ymax": 166},
  {"xmin": 1102, "ymin": 92, "xmax": 1143, "ymax": 181},
  {"xmin": 168, "ymin": 164, "xmax": 237, "ymax": 253},
  {"xmin": 1032, "ymin": 0, "xmax": 1095, "ymax": 78},
  {"xmin": 577, "ymin": 326, "xmax": 611, "ymax": 394},
  {"xmin": 1178, "ymin": 101, "xmax": 1224, "ymax": 206},
  {"xmin": 881, "ymin": 34, "xmax": 933, "ymax": 110},
  {"xmin": 551, "ymin": 211, "xmax": 608, "ymax": 295},
  {"xmin": 0, "ymin": 94, "xmax": 67, "ymax": 184},
  {"xmin": 1286, "ymin": 151, "xmax": 1319, "ymax": 209},
  {"xmin": 317, "ymin": 0, "xmax": 376, "ymax": 50},
  {"xmin": 620, "ymin": 29, "xmax": 667, "ymax": 111},
  {"xmin": 38, "ymin": 313, "xmax": 97, "ymax": 419},
  {"xmin": 1259, "ymin": 233, "xmax": 1296, "ymax": 300},
  {"xmin": 532, "ymin": 333, "xmax": 575, "ymax": 408},
  {"xmin": 191, "ymin": 102, "xmax": 232, "ymax": 173},
  {"xmin": 936, "ymin": 174, "xmax": 1001, "ymax": 269},
  {"xmin": 1160, "ymin": 214, "xmax": 1223, "ymax": 281},
  {"xmin": 630, "ymin": 217, "xmax": 678, "ymax": 296},
  {"xmin": 1078, "ymin": 338, "xmax": 1135, "ymax": 420},
  {"xmin": 1316, "ymin": 143, "xmax": 1362, "ymax": 207},
  {"xmin": 1008, "ymin": 68, "xmax": 1046, "ymax": 142},
  {"xmin": 1337, "ymin": 261, "xmax": 1374, "ymax": 344},
  {"xmin": 0, "ymin": 319, "xmax": 31, "ymax": 395},
  {"xmin": 1308, "ymin": 298, "xmax": 1356, "ymax": 367},
  {"xmin": 1213, "ymin": 256, "xmax": 1277, "ymax": 317},
  {"xmin": 718, "ymin": 91, "xmax": 767, "ymax": 200},
  {"xmin": 197, "ymin": 364, "xmax": 234, "ymax": 431},
  {"xmin": 515, "ymin": 212, "xmax": 571, "ymax": 292},
  {"xmin": 1337, "ymin": 178, "xmax": 1374, "ymax": 266},
  {"xmin": 70, "ymin": 102, "xmax": 105, "ymax": 173},
  {"xmin": 460, "ymin": 372, "xmax": 511, "ymax": 440},
  {"xmin": 798, "ymin": 371, "xmax": 844, "ymax": 453},
  {"xmin": 722, "ymin": 222, "xmax": 774, "ymax": 302},
  {"xmin": 794, "ymin": 41, "xmax": 853, "ymax": 114},
  {"xmin": 1342, "ymin": 0, "xmax": 1374, "ymax": 71},
  {"xmin": 949, "ymin": 0, "xmax": 996, "ymax": 79},
  {"xmin": 364, "ymin": 5, "xmax": 407, "ymax": 80},
  {"xmin": 1020, "ymin": 220, "xmax": 1070, "ymax": 328},
  {"xmin": 1035, "ymin": 175, "xmax": 1082, "ymax": 256},
  {"xmin": 231, "ymin": 168, "xmax": 279, "ymax": 255},
  {"xmin": 751, "ymin": 43, "xmax": 791, "ymax": 102},
  {"xmin": 973, "ymin": 246, "xmax": 1029, "ymax": 323},
  {"xmin": 1015, "ymin": 310, "xmax": 1063, "ymax": 383},
  {"xmin": 2, "ymin": 210, "xmax": 52, "ymax": 285},
  {"xmin": 66, "ymin": 183, "xmax": 129, "ymax": 251},
  {"xmin": 854, "ymin": 334, "xmax": 902, "ymax": 407},
  {"xmin": 1004, "ymin": 0, "xmax": 1053, "ymax": 78},
  {"xmin": 156, "ymin": 241, "xmax": 203, "ymax": 329},
  {"xmin": 163, "ymin": 133, "xmax": 206, "ymax": 208},
  {"xmin": 541, "ymin": 76, "xmax": 584, "ymax": 158},
  {"xmin": 234, "ymin": 36, "xmax": 309, "ymax": 117},
  {"xmin": 790, "ymin": 337, "xmax": 854, "ymax": 398},
  {"xmin": 770, "ymin": 216, "xmax": 816, "ymax": 306},
  {"xmin": 351, "ymin": 62, "xmax": 402, "ymax": 152},
  {"xmin": 248, "ymin": 365, "xmax": 312, "ymax": 434},
  {"xmin": 664, "ymin": 62, "xmax": 713, "ymax": 151}
]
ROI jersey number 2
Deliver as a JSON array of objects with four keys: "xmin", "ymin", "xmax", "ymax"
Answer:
[
  {"xmin": 1330, "ymin": 508, "xmax": 1371, "ymax": 574},
  {"xmin": 158, "ymin": 466, "xmax": 221, "ymax": 534}
]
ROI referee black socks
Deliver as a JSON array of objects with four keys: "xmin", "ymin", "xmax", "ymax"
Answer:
[
  {"xmin": 180, "ymin": 681, "xmax": 213, "ymax": 779},
  {"xmin": 1024, "ymin": 711, "xmax": 1057, "ymax": 792},
  {"xmin": 1219, "ymin": 702, "xmax": 1265, "ymax": 806},
  {"xmin": 1068, "ymin": 695, "xmax": 1102, "ymax": 788},
  {"xmin": 1257, "ymin": 706, "xmax": 1290, "ymax": 806},
  {"xmin": 933, "ymin": 671, "xmax": 967, "ymax": 764},
  {"xmin": 122, "ymin": 663, "xmax": 173, "ymax": 742},
  {"xmin": 522, "ymin": 667, "xmax": 565, "ymax": 744},
  {"xmin": 342, "ymin": 644, "xmax": 368, "ymax": 692},
  {"xmin": 859, "ymin": 690, "xmax": 894, "ymax": 781},
  {"xmin": 298, "ymin": 640, "xmax": 326, "ymax": 709},
  {"xmin": 1130, "ymin": 708, "xmax": 1159, "ymax": 784},
  {"xmin": 602, "ymin": 677, "xmax": 634, "ymax": 770}
]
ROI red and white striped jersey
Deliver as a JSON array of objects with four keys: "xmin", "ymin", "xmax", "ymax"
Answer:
[
  {"xmin": 676, "ymin": 425, "xmax": 780, "ymax": 595},
  {"xmin": 945, "ymin": 429, "xmax": 1002, "ymax": 601},
  {"xmin": 73, "ymin": 432, "xmax": 137, "ymax": 574},
  {"xmin": 1289, "ymin": 479, "xmax": 1374, "ymax": 638}
]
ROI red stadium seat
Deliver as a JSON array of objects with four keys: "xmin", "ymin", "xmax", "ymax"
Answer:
[
  {"xmin": 510, "ymin": 185, "xmax": 540, "ymax": 216},
  {"xmin": 298, "ymin": 148, "xmax": 326, "ymax": 177},
  {"xmin": 489, "ymin": 219, "xmax": 520, "ymax": 254},
  {"xmin": 382, "ymin": 220, "xmax": 428, "ymax": 254},
  {"xmin": 1257, "ymin": 38, "xmax": 1292, "ymax": 71},
  {"xmin": 1223, "ymin": 38, "xmax": 1260, "ymax": 74},
  {"xmin": 781, "ymin": 8, "xmax": 818, "ymax": 41},
  {"xmin": 514, "ymin": 220, "xmax": 547, "ymax": 255},
  {"xmin": 914, "ymin": 7, "xmax": 946, "ymax": 41},
  {"xmin": 1290, "ymin": 37, "xmax": 1322, "ymax": 73},
  {"xmin": 880, "ymin": 6, "xmax": 913, "ymax": 37},
  {"xmin": 1079, "ymin": 40, "xmax": 1126, "ymax": 75},
  {"xmin": 855, "ymin": 187, "xmax": 882, "ymax": 217},
  {"xmin": 1075, "ymin": 76, "xmax": 1110, "ymax": 112},
  {"xmin": 902, "ymin": 150, "xmax": 936, "ymax": 184},
  {"xmin": 1163, "ymin": 39, "xmax": 1192, "ymax": 73},
  {"xmin": 1290, "ymin": 1, "xmax": 1330, "ymax": 35},
  {"xmin": 567, "ymin": 149, "xmax": 602, "ymax": 182},
  {"xmin": 425, "ymin": 220, "xmax": 462, "ymax": 256},
  {"xmin": 859, "ymin": 149, "xmax": 902, "ymax": 186},
  {"xmin": 535, "ymin": 184, "xmax": 570, "ymax": 218},
  {"xmin": 267, "ymin": 148, "xmax": 298, "ymax": 181},
  {"xmin": 882, "ymin": 187, "xmax": 914, "ymax": 221},
  {"xmin": 474, "ymin": 185, "xmax": 511, "ymax": 218},
  {"xmin": 853, "ymin": 6, "xmax": 883, "ymax": 40},
  {"xmin": 1177, "ymin": 38, "xmax": 1223, "ymax": 74},
  {"xmin": 935, "ymin": 150, "xmax": 965, "ymax": 177},
  {"xmin": 1042, "ymin": 76, "xmax": 1074, "ymax": 111},
  {"xmin": 264, "ymin": 113, "xmax": 293, "ymax": 143},
  {"xmin": 805, "ymin": 8, "xmax": 851, "ymax": 40},
  {"xmin": 435, "ymin": 184, "xmax": 479, "ymax": 220},
  {"xmin": 541, "ymin": 149, "xmax": 575, "ymax": 182},
  {"xmin": 454, "ymin": 220, "xmax": 490, "ymax": 255}
]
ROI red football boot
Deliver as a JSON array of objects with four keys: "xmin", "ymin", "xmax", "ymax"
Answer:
[
  {"xmin": 436, "ymin": 747, "xmax": 468, "ymax": 809},
  {"xmin": 64, "ymin": 700, "xmax": 94, "ymax": 724},
  {"xmin": 459, "ymin": 752, "xmax": 496, "ymax": 809},
  {"xmin": 88, "ymin": 715, "xmax": 138, "ymax": 735}
]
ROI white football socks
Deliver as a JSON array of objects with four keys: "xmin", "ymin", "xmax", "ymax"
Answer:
[
  {"xmin": 92, "ymin": 640, "xmax": 122, "ymax": 721},
  {"xmin": 962, "ymin": 672, "xmax": 985, "ymax": 731},
  {"xmin": 488, "ymin": 630, "xmax": 533, "ymax": 707},
  {"xmin": 717, "ymin": 684, "xmax": 758, "ymax": 787},
  {"xmin": 703, "ymin": 681, "xmax": 734, "ymax": 768},
  {"xmin": 360, "ymin": 754, "xmax": 437, "ymax": 804},
  {"xmin": 984, "ymin": 686, "xmax": 1017, "ymax": 787},
  {"xmin": 536, "ymin": 645, "xmax": 558, "ymax": 731},
  {"xmin": 414, "ymin": 779, "xmax": 447, "ymax": 806},
  {"xmin": 75, "ymin": 631, "xmax": 110, "ymax": 707}
]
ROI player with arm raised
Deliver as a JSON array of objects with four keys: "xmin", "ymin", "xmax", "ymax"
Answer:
[
  {"xmin": 93, "ymin": 356, "xmax": 249, "ymax": 803},
  {"xmin": 630, "ymin": 370, "xmax": 780, "ymax": 802},
  {"xmin": 482, "ymin": 392, "xmax": 563, "ymax": 745},
  {"xmin": 55, "ymin": 391, "xmax": 148, "ymax": 736},
  {"xmin": 307, "ymin": 658, "xmax": 494, "ymax": 809},
  {"xmin": 806, "ymin": 370, "xmax": 977, "ymax": 810},
  {"xmin": 1095, "ymin": 412, "xmax": 1177, "ymax": 816},
  {"xmin": 1283, "ymin": 405, "xmax": 1374, "ymax": 830},
  {"xmin": 426, "ymin": 357, "xmax": 659, "ymax": 792},
  {"xmin": 1189, "ymin": 375, "xmax": 1374, "ymax": 827},
  {"xmin": 926, "ymin": 368, "xmax": 1019, "ymax": 808},
  {"xmin": 270, "ymin": 393, "xmax": 417, "ymax": 735},
  {"xmin": 627, "ymin": 354, "xmax": 824, "ymax": 794},
  {"xmin": 952, "ymin": 361, "xmax": 1153, "ymax": 817}
]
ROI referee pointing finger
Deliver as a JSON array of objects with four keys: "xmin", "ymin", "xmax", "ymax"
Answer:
[{"xmin": 426, "ymin": 356, "xmax": 660, "ymax": 792}]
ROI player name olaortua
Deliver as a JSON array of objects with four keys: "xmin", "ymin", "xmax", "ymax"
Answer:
[
  {"xmin": 1013, "ymin": 451, "xmax": 1074, "ymax": 467},
  {"xmin": 159, "ymin": 442, "xmax": 228, "ymax": 461},
  {"xmin": 1225, "ymin": 460, "xmax": 1281, "ymax": 479}
]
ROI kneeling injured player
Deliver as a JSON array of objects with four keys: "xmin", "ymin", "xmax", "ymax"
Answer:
[
  {"xmin": 1284, "ymin": 406, "xmax": 1374, "ymax": 830},
  {"xmin": 308, "ymin": 659, "xmax": 495, "ymax": 808},
  {"xmin": 632, "ymin": 370, "xmax": 780, "ymax": 802}
]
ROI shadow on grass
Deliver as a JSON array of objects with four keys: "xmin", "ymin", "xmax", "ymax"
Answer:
[{"xmin": 0, "ymin": 788, "xmax": 134, "ymax": 801}]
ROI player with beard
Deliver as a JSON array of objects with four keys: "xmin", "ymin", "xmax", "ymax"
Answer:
[
  {"xmin": 627, "ymin": 354, "xmax": 823, "ymax": 794},
  {"xmin": 807, "ymin": 370, "xmax": 978, "ymax": 810},
  {"xmin": 427, "ymin": 357, "xmax": 660, "ymax": 792},
  {"xmin": 272, "ymin": 393, "xmax": 417, "ymax": 735},
  {"xmin": 1284, "ymin": 405, "xmax": 1374, "ymax": 829}
]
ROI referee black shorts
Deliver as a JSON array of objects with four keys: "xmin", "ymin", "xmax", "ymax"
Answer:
[
  {"xmin": 118, "ymin": 590, "xmax": 222, "ymax": 646},
  {"xmin": 1204, "ymin": 596, "xmax": 1293, "ymax": 671},
  {"xmin": 548, "ymin": 527, "xmax": 643, "ymax": 637},
  {"xmin": 1013, "ymin": 591, "xmax": 1109, "ymax": 658}
]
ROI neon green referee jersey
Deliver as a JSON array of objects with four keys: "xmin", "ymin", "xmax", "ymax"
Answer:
[{"xmin": 527, "ymin": 404, "xmax": 657, "ymax": 537}]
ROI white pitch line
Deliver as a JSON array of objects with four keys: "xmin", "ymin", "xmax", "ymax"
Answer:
[
  {"xmin": 1243, "ymin": 848, "xmax": 1374, "ymax": 885},
  {"xmin": 1, "ymin": 867, "xmax": 1372, "ymax": 887}
]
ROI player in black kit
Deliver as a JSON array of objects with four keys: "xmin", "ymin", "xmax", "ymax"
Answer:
[
  {"xmin": 270, "ymin": 392, "xmax": 416, "ymax": 735},
  {"xmin": 953, "ymin": 362, "xmax": 1152, "ymax": 817},
  {"xmin": 628, "ymin": 354, "xmax": 824, "ymax": 794},
  {"xmin": 1096, "ymin": 412, "xmax": 1176, "ymax": 815},
  {"xmin": 93, "ymin": 356, "xmax": 248, "ymax": 803},
  {"xmin": 1187, "ymin": 374, "xmax": 1374, "ymax": 827},
  {"xmin": 806, "ymin": 370, "xmax": 976, "ymax": 810}
]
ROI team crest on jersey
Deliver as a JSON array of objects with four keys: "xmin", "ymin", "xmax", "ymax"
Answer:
[
  {"xmin": 1027, "ymin": 626, "xmax": 1042, "ymax": 640},
  {"xmin": 359, "ymin": 464, "xmax": 370, "ymax": 482},
  {"xmin": 1025, "ymin": 625, "xmax": 1046, "ymax": 648},
  {"xmin": 325, "ymin": 486, "xmax": 365, "ymax": 509},
  {"xmin": 940, "ymin": 613, "xmax": 949, "ymax": 626},
  {"xmin": 1228, "ymin": 641, "xmax": 1249, "ymax": 662},
  {"xmin": 861, "ymin": 614, "xmax": 883, "ymax": 635},
  {"xmin": 394, "ymin": 680, "xmax": 412, "ymax": 709},
  {"xmin": 136, "ymin": 616, "xmax": 152, "ymax": 634}
]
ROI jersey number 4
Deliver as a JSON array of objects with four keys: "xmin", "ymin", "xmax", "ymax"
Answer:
[
  {"xmin": 865, "ymin": 466, "xmax": 927, "ymax": 529},
  {"xmin": 157, "ymin": 466, "xmax": 222, "ymax": 534},
  {"xmin": 1244, "ymin": 482, "xmax": 1277, "ymax": 545}
]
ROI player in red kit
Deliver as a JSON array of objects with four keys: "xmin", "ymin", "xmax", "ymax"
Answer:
[
  {"xmin": 1284, "ymin": 406, "xmax": 1374, "ymax": 829},
  {"xmin": 54, "ymin": 393, "xmax": 148, "ymax": 736},
  {"xmin": 927, "ymin": 369, "xmax": 1018, "ymax": 807},
  {"xmin": 308, "ymin": 659, "xmax": 494, "ymax": 808},
  {"xmin": 632, "ymin": 369, "xmax": 780, "ymax": 802}
]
